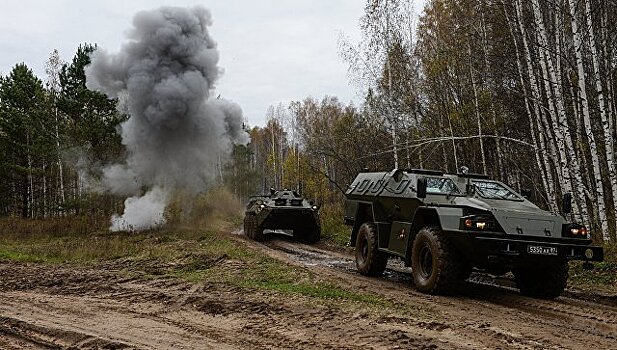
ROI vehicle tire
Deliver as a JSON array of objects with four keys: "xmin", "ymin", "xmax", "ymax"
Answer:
[
  {"xmin": 513, "ymin": 260, "xmax": 568, "ymax": 299},
  {"xmin": 243, "ymin": 214, "xmax": 254, "ymax": 239},
  {"xmin": 244, "ymin": 214, "xmax": 266, "ymax": 242},
  {"xmin": 294, "ymin": 227, "xmax": 321, "ymax": 244},
  {"xmin": 411, "ymin": 227, "xmax": 464, "ymax": 295},
  {"xmin": 355, "ymin": 222, "xmax": 388, "ymax": 276}
]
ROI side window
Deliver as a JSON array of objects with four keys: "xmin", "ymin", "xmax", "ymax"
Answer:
[{"xmin": 425, "ymin": 177, "xmax": 461, "ymax": 194}]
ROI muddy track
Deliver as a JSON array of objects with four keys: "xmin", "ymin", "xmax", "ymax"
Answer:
[
  {"xmin": 0, "ymin": 231, "xmax": 615, "ymax": 349},
  {"xmin": 257, "ymin": 236, "xmax": 617, "ymax": 350}
]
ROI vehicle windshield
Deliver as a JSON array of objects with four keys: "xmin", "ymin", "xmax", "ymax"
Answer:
[
  {"xmin": 472, "ymin": 180, "xmax": 520, "ymax": 200},
  {"xmin": 426, "ymin": 177, "xmax": 461, "ymax": 195}
]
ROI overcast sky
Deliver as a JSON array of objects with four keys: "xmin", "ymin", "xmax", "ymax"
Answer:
[{"xmin": 0, "ymin": 0, "xmax": 425, "ymax": 127}]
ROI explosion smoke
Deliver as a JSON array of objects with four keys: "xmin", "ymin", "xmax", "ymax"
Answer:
[{"xmin": 86, "ymin": 6, "xmax": 248, "ymax": 231}]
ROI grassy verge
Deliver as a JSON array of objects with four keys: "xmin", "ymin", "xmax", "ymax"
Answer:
[
  {"xmin": 171, "ymin": 231, "xmax": 386, "ymax": 306},
  {"xmin": 569, "ymin": 244, "xmax": 617, "ymax": 291},
  {"xmin": 0, "ymin": 215, "xmax": 384, "ymax": 306}
]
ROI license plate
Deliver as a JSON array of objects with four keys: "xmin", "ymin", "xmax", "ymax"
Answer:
[{"xmin": 527, "ymin": 245, "xmax": 558, "ymax": 256}]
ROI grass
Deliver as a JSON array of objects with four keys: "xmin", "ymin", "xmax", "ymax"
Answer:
[
  {"xmin": 569, "ymin": 243, "xmax": 617, "ymax": 290},
  {"xmin": 569, "ymin": 261, "xmax": 617, "ymax": 287},
  {"xmin": 0, "ymin": 213, "xmax": 384, "ymax": 306},
  {"xmin": 319, "ymin": 204, "xmax": 351, "ymax": 247},
  {"xmin": 173, "ymin": 232, "xmax": 386, "ymax": 305}
]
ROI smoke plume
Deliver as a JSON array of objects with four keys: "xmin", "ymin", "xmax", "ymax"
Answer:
[{"xmin": 85, "ymin": 6, "xmax": 248, "ymax": 231}]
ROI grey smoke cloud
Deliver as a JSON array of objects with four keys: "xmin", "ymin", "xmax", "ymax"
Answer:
[{"xmin": 85, "ymin": 6, "xmax": 249, "ymax": 231}]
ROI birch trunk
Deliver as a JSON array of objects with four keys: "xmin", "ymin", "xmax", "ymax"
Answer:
[
  {"xmin": 532, "ymin": 0, "xmax": 588, "ymax": 224},
  {"xmin": 515, "ymin": 0, "xmax": 563, "ymax": 204},
  {"xmin": 568, "ymin": 0, "xmax": 609, "ymax": 240},
  {"xmin": 54, "ymin": 106, "xmax": 65, "ymax": 208},
  {"xmin": 468, "ymin": 44, "xmax": 487, "ymax": 175},
  {"xmin": 444, "ymin": 91, "xmax": 459, "ymax": 172},
  {"xmin": 586, "ymin": 0, "xmax": 617, "ymax": 235},
  {"xmin": 480, "ymin": 10, "xmax": 503, "ymax": 178},
  {"xmin": 569, "ymin": 75, "xmax": 594, "ymax": 223},
  {"xmin": 502, "ymin": 0, "xmax": 557, "ymax": 212},
  {"xmin": 603, "ymin": 11, "xmax": 616, "ymax": 149}
]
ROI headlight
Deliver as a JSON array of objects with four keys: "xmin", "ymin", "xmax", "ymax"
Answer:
[
  {"xmin": 311, "ymin": 205, "xmax": 318, "ymax": 210},
  {"xmin": 461, "ymin": 215, "xmax": 495, "ymax": 231},
  {"xmin": 259, "ymin": 204, "xmax": 265, "ymax": 209},
  {"xmin": 566, "ymin": 224, "xmax": 588, "ymax": 238}
]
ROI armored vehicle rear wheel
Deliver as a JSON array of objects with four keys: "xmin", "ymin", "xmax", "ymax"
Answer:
[
  {"xmin": 411, "ymin": 227, "xmax": 464, "ymax": 294},
  {"xmin": 514, "ymin": 260, "xmax": 568, "ymax": 299},
  {"xmin": 244, "ymin": 214, "xmax": 266, "ymax": 242},
  {"xmin": 355, "ymin": 222, "xmax": 388, "ymax": 276},
  {"xmin": 294, "ymin": 227, "xmax": 321, "ymax": 244}
]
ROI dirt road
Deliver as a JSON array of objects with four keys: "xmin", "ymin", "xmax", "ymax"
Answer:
[{"xmin": 1, "ymin": 231, "xmax": 616, "ymax": 349}]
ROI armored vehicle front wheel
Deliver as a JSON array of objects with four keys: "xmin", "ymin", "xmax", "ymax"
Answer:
[
  {"xmin": 355, "ymin": 222, "xmax": 388, "ymax": 276},
  {"xmin": 243, "ymin": 214, "xmax": 266, "ymax": 242},
  {"xmin": 411, "ymin": 227, "xmax": 464, "ymax": 294},
  {"xmin": 513, "ymin": 260, "xmax": 568, "ymax": 299}
]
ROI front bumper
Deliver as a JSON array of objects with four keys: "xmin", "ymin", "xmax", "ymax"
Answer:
[
  {"xmin": 474, "ymin": 236, "xmax": 604, "ymax": 262},
  {"xmin": 258, "ymin": 208, "xmax": 320, "ymax": 230}
]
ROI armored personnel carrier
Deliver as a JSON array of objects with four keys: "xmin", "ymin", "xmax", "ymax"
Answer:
[
  {"xmin": 344, "ymin": 168, "xmax": 603, "ymax": 299},
  {"xmin": 244, "ymin": 189, "xmax": 321, "ymax": 243}
]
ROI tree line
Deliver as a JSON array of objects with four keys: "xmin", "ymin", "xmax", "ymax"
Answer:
[
  {"xmin": 2, "ymin": 0, "xmax": 616, "ymax": 243},
  {"xmin": 0, "ymin": 45, "xmax": 125, "ymax": 218},
  {"xmin": 243, "ymin": 0, "xmax": 617, "ymax": 243}
]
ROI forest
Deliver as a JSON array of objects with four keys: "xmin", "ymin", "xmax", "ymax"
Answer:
[{"xmin": 1, "ymin": 0, "xmax": 617, "ymax": 245}]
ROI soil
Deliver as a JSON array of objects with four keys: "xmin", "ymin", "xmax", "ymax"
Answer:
[{"xmin": 1, "ymin": 231, "xmax": 616, "ymax": 349}]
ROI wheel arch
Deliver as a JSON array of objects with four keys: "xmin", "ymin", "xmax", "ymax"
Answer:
[
  {"xmin": 350, "ymin": 202, "xmax": 375, "ymax": 245},
  {"xmin": 405, "ymin": 207, "xmax": 442, "ymax": 265}
]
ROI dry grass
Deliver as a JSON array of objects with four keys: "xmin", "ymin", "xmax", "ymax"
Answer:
[
  {"xmin": 0, "ymin": 187, "xmax": 244, "ymax": 264},
  {"xmin": 0, "ymin": 215, "xmax": 109, "ymax": 239},
  {"xmin": 166, "ymin": 187, "xmax": 244, "ymax": 231}
]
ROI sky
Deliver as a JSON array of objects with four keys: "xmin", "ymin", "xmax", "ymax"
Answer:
[{"xmin": 0, "ymin": 0, "xmax": 425, "ymax": 127}]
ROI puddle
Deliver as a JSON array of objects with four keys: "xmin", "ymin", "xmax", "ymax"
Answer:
[{"xmin": 270, "ymin": 242, "xmax": 355, "ymax": 269}]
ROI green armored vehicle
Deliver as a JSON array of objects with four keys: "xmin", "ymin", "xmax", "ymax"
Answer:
[
  {"xmin": 244, "ymin": 189, "xmax": 321, "ymax": 244},
  {"xmin": 344, "ymin": 168, "xmax": 603, "ymax": 299}
]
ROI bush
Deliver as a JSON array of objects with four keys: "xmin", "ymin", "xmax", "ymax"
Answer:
[{"xmin": 319, "ymin": 203, "xmax": 350, "ymax": 246}]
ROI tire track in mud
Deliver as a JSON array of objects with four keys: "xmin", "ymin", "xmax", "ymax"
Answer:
[
  {"xmin": 0, "ymin": 315, "xmax": 132, "ymax": 349},
  {"xmin": 256, "ymin": 236, "xmax": 617, "ymax": 350},
  {"xmin": 0, "ymin": 232, "xmax": 615, "ymax": 350}
]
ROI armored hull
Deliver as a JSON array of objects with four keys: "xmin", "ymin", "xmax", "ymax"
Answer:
[
  {"xmin": 244, "ymin": 190, "xmax": 320, "ymax": 243},
  {"xmin": 344, "ymin": 168, "xmax": 603, "ymax": 298}
]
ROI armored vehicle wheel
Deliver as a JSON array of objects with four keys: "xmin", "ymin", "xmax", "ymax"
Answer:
[
  {"xmin": 355, "ymin": 222, "xmax": 388, "ymax": 276},
  {"xmin": 411, "ymin": 227, "xmax": 464, "ymax": 294},
  {"xmin": 243, "ymin": 214, "xmax": 253, "ymax": 238},
  {"xmin": 294, "ymin": 227, "xmax": 321, "ymax": 244},
  {"xmin": 514, "ymin": 260, "xmax": 568, "ymax": 299},
  {"xmin": 244, "ymin": 214, "xmax": 266, "ymax": 242}
]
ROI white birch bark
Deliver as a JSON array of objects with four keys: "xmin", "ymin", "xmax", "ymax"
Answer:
[
  {"xmin": 502, "ymin": 0, "xmax": 557, "ymax": 212},
  {"xmin": 468, "ymin": 44, "xmax": 488, "ymax": 175},
  {"xmin": 480, "ymin": 11, "xmax": 503, "ymax": 178},
  {"xmin": 515, "ymin": 0, "xmax": 564, "ymax": 205},
  {"xmin": 45, "ymin": 49, "xmax": 66, "ymax": 214},
  {"xmin": 585, "ymin": 0, "xmax": 617, "ymax": 232},
  {"xmin": 532, "ymin": 0, "xmax": 588, "ymax": 224},
  {"xmin": 568, "ymin": 0, "xmax": 609, "ymax": 240},
  {"xmin": 444, "ymin": 91, "xmax": 459, "ymax": 171}
]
